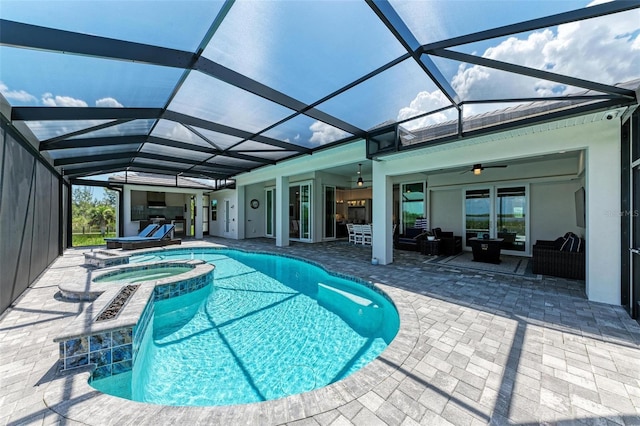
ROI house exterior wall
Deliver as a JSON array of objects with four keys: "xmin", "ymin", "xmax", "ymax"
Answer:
[
  {"xmin": 429, "ymin": 189, "xmax": 462, "ymax": 234},
  {"xmin": 375, "ymin": 118, "xmax": 621, "ymax": 304},
  {"xmin": 530, "ymin": 180, "xmax": 584, "ymax": 243},
  {"xmin": 220, "ymin": 114, "xmax": 621, "ymax": 305},
  {"xmin": 1, "ymin": 121, "xmax": 60, "ymax": 314}
]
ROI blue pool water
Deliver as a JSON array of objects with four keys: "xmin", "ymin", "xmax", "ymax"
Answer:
[{"xmin": 91, "ymin": 248, "xmax": 399, "ymax": 406}]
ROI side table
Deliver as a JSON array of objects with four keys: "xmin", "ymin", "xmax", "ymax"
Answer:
[{"xmin": 421, "ymin": 239, "xmax": 440, "ymax": 255}]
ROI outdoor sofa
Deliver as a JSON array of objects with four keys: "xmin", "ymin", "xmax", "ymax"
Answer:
[
  {"xmin": 532, "ymin": 237, "xmax": 585, "ymax": 280},
  {"xmin": 394, "ymin": 226, "xmax": 430, "ymax": 251}
]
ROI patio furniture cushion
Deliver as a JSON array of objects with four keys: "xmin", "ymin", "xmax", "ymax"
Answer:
[{"xmin": 560, "ymin": 232, "xmax": 584, "ymax": 252}]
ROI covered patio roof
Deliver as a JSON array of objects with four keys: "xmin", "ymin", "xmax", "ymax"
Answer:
[{"xmin": 1, "ymin": 0, "xmax": 638, "ymax": 181}]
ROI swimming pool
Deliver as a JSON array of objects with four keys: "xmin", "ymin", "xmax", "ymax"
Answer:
[{"xmin": 90, "ymin": 248, "xmax": 399, "ymax": 406}]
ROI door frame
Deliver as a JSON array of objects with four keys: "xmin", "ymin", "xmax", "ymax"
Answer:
[
  {"xmin": 625, "ymin": 112, "xmax": 639, "ymax": 320},
  {"xmin": 400, "ymin": 180, "xmax": 426, "ymax": 234},
  {"xmin": 223, "ymin": 198, "xmax": 232, "ymax": 237},
  {"xmin": 289, "ymin": 181, "xmax": 313, "ymax": 243},
  {"xmin": 462, "ymin": 183, "xmax": 530, "ymax": 256},
  {"xmin": 323, "ymin": 185, "xmax": 336, "ymax": 240},
  {"xmin": 202, "ymin": 194, "xmax": 210, "ymax": 236}
]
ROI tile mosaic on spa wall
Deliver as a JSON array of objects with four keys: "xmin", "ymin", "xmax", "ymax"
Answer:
[{"xmin": 60, "ymin": 328, "xmax": 134, "ymax": 379}]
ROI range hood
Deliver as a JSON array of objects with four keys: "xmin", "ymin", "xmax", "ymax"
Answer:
[{"xmin": 147, "ymin": 191, "xmax": 166, "ymax": 207}]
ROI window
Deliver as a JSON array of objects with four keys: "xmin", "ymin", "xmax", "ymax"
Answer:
[
  {"xmin": 211, "ymin": 199, "xmax": 217, "ymax": 221},
  {"xmin": 401, "ymin": 182, "xmax": 425, "ymax": 231}
]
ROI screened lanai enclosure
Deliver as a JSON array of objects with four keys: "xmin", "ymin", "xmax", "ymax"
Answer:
[{"xmin": 1, "ymin": 1, "xmax": 639, "ymax": 314}]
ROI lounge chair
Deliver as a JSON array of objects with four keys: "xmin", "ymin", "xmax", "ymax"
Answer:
[
  {"xmin": 104, "ymin": 224, "xmax": 159, "ymax": 249},
  {"xmin": 120, "ymin": 224, "xmax": 181, "ymax": 250}
]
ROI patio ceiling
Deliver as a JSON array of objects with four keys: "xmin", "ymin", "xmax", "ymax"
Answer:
[{"xmin": 1, "ymin": 1, "xmax": 638, "ymax": 181}]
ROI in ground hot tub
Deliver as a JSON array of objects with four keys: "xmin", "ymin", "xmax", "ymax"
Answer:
[{"xmin": 93, "ymin": 264, "xmax": 194, "ymax": 284}]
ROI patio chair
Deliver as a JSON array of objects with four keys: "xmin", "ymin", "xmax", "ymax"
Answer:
[
  {"xmin": 432, "ymin": 227, "xmax": 462, "ymax": 256},
  {"xmin": 104, "ymin": 224, "xmax": 159, "ymax": 249},
  {"xmin": 347, "ymin": 223, "xmax": 356, "ymax": 244},
  {"xmin": 290, "ymin": 219, "xmax": 299, "ymax": 236},
  {"xmin": 120, "ymin": 224, "xmax": 181, "ymax": 250},
  {"xmin": 352, "ymin": 224, "xmax": 364, "ymax": 244},
  {"xmin": 361, "ymin": 224, "xmax": 372, "ymax": 246}
]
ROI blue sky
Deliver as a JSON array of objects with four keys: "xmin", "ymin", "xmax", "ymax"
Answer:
[{"xmin": 1, "ymin": 0, "xmax": 639, "ymax": 144}]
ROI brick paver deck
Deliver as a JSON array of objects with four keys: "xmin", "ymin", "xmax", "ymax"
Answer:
[{"xmin": 1, "ymin": 237, "xmax": 639, "ymax": 425}]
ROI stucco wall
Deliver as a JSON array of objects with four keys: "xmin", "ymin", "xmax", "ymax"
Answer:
[
  {"xmin": 429, "ymin": 189, "xmax": 463, "ymax": 234},
  {"xmin": 1, "ymin": 122, "xmax": 60, "ymax": 314},
  {"xmin": 530, "ymin": 180, "xmax": 584, "ymax": 242}
]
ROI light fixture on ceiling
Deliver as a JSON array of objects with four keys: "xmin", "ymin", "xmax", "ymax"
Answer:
[
  {"xmin": 465, "ymin": 163, "xmax": 508, "ymax": 176},
  {"xmin": 357, "ymin": 163, "xmax": 364, "ymax": 187}
]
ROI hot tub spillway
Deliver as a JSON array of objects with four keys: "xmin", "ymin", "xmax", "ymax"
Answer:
[{"xmin": 95, "ymin": 285, "xmax": 139, "ymax": 322}]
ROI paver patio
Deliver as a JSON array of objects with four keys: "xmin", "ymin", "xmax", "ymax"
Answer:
[{"xmin": 1, "ymin": 237, "xmax": 639, "ymax": 425}]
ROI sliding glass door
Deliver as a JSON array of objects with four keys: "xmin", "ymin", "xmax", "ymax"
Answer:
[
  {"xmin": 265, "ymin": 188, "xmax": 275, "ymax": 238},
  {"xmin": 289, "ymin": 182, "xmax": 312, "ymax": 242},
  {"xmin": 464, "ymin": 185, "xmax": 529, "ymax": 254},
  {"xmin": 496, "ymin": 187, "xmax": 526, "ymax": 252},
  {"xmin": 465, "ymin": 188, "xmax": 491, "ymax": 245}
]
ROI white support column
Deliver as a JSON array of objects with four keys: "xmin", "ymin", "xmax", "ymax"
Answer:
[
  {"xmin": 372, "ymin": 161, "xmax": 393, "ymax": 265},
  {"xmin": 237, "ymin": 185, "xmax": 246, "ymax": 240},
  {"xmin": 121, "ymin": 187, "xmax": 131, "ymax": 237},
  {"xmin": 585, "ymin": 132, "xmax": 621, "ymax": 304},
  {"xmin": 184, "ymin": 194, "xmax": 192, "ymax": 236},
  {"xmin": 194, "ymin": 192, "xmax": 203, "ymax": 239},
  {"xmin": 276, "ymin": 175, "xmax": 289, "ymax": 247}
]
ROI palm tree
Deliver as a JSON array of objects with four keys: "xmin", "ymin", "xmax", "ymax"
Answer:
[{"xmin": 88, "ymin": 204, "xmax": 115, "ymax": 235}]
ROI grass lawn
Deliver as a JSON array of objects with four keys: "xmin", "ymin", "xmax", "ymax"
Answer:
[{"xmin": 72, "ymin": 232, "xmax": 116, "ymax": 247}]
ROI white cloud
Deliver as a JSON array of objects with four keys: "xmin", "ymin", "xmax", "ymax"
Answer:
[
  {"xmin": 95, "ymin": 97, "xmax": 123, "ymax": 108},
  {"xmin": 0, "ymin": 82, "xmax": 37, "ymax": 103},
  {"xmin": 396, "ymin": 90, "xmax": 456, "ymax": 130},
  {"xmin": 455, "ymin": 10, "xmax": 640, "ymax": 99},
  {"xmin": 400, "ymin": 6, "xmax": 639, "ymax": 123},
  {"xmin": 309, "ymin": 121, "xmax": 349, "ymax": 146},
  {"xmin": 41, "ymin": 93, "xmax": 88, "ymax": 107}
]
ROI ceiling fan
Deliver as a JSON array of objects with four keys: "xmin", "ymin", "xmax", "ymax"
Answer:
[{"xmin": 464, "ymin": 163, "xmax": 508, "ymax": 176}]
